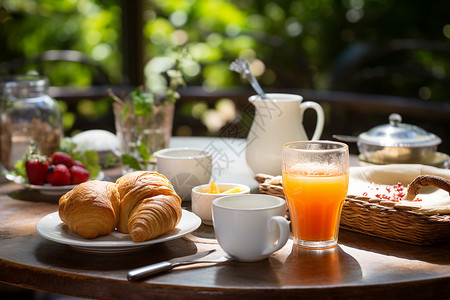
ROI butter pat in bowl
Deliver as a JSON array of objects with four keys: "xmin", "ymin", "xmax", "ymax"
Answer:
[{"xmin": 192, "ymin": 182, "xmax": 250, "ymax": 225}]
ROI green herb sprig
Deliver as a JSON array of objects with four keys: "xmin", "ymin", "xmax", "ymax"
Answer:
[{"xmin": 58, "ymin": 138, "xmax": 101, "ymax": 178}]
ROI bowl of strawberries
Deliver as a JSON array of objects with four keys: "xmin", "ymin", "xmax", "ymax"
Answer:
[{"xmin": 7, "ymin": 140, "xmax": 103, "ymax": 196}]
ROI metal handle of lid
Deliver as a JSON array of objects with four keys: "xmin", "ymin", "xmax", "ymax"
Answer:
[{"xmin": 389, "ymin": 113, "xmax": 402, "ymax": 127}]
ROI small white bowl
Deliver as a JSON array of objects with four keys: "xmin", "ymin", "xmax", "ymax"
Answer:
[{"xmin": 191, "ymin": 183, "xmax": 250, "ymax": 225}]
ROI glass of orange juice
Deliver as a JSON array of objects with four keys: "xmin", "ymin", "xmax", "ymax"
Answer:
[{"xmin": 282, "ymin": 141, "xmax": 349, "ymax": 249}]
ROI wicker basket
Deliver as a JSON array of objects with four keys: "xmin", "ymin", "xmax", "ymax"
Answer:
[{"xmin": 255, "ymin": 173, "xmax": 450, "ymax": 245}]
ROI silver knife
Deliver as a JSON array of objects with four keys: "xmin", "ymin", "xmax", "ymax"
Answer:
[{"xmin": 127, "ymin": 249, "xmax": 216, "ymax": 281}]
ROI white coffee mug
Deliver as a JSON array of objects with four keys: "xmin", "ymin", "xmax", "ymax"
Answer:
[
  {"xmin": 212, "ymin": 194, "xmax": 290, "ymax": 262},
  {"xmin": 154, "ymin": 147, "xmax": 212, "ymax": 201}
]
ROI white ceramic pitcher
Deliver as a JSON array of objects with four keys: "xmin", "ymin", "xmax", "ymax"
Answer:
[{"xmin": 246, "ymin": 93, "xmax": 324, "ymax": 175}]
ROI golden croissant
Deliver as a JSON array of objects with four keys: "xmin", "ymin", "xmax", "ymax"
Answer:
[
  {"xmin": 58, "ymin": 180, "xmax": 120, "ymax": 239},
  {"xmin": 116, "ymin": 171, "xmax": 182, "ymax": 242}
]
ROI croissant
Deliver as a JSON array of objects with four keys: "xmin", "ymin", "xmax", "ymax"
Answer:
[
  {"xmin": 58, "ymin": 180, "xmax": 120, "ymax": 239},
  {"xmin": 116, "ymin": 171, "xmax": 182, "ymax": 242}
]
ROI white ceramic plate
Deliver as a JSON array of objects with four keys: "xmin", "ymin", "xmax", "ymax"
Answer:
[
  {"xmin": 35, "ymin": 210, "xmax": 201, "ymax": 254},
  {"xmin": 7, "ymin": 172, "xmax": 105, "ymax": 196}
]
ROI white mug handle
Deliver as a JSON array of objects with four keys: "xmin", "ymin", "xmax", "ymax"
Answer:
[
  {"xmin": 299, "ymin": 101, "xmax": 325, "ymax": 140},
  {"xmin": 262, "ymin": 216, "xmax": 290, "ymax": 257}
]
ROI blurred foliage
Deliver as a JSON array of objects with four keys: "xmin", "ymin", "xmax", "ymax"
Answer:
[
  {"xmin": 1, "ymin": 0, "xmax": 450, "ymax": 140},
  {"xmin": 1, "ymin": 0, "xmax": 450, "ymax": 100},
  {"xmin": 142, "ymin": 0, "xmax": 450, "ymax": 101},
  {"xmin": 0, "ymin": 0, "xmax": 121, "ymax": 85}
]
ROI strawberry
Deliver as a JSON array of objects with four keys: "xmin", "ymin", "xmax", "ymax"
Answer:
[
  {"xmin": 47, "ymin": 164, "xmax": 71, "ymax": 186},
  {"xmin": 72, "ymin": 160, "xmax": 86, "ymax": 169},
  {"xmin": 51, "ymin": 152, "xmax": 73, "ymax": 168},
  {"xmin": 69, "ymin": 165, "xmax": 90, "ymax": 184},
  {"xmin": 25, "ymin": 156, "xmax": 49, "ymax": 185}
]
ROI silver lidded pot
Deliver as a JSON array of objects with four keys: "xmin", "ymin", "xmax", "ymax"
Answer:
[
  {"xmin": 0, "ymin": 75, "xmax": 63, "ymax": 170},
  {"xmin": 334, "ymin": 113, "xmax": 441, "ymax": 165}
]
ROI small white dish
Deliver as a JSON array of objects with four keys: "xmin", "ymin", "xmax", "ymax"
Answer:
[
  {"xmin": 191, "ymin": 183, "xmax": 250, "ymax": 225},
  {"xmin": 35, "ymin": 209, "xmax": 201, "ymax": 254},
  {"xmin": 7, "ymin": 172, "xmax": 105, "ymax": 196}
]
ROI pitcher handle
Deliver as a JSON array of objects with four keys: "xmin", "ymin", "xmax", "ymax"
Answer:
[{"xmin": 299, "ymin": 101, "xmax": 324, "ymax": 140}]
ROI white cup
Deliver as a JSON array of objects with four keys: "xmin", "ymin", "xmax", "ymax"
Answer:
[
  {"xmin": 212, "ymin": 194, "xmax": 290, "ymax": 262},
  {"xmin": 154, "ymin": 147, "xmax": 212, "ymax": 201}
]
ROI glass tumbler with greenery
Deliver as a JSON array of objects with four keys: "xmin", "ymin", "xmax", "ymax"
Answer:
[{"xmin": 111, "ymin": 62, "xmax": 185, "ymax": 173}]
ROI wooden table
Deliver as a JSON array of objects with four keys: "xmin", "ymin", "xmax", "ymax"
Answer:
[{"xmin": 0, "ymin": 137, "xmax": 449, "ymax": 299}]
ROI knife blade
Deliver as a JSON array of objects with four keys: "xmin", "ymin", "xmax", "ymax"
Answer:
[{"xmin": 127, "ymin": 249, "xmax": 216, "ymax": 281}]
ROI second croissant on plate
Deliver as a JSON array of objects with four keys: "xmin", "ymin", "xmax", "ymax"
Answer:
[{"xmin": 116, "ymin": 171, "xmax": 183, "ymax": 242}]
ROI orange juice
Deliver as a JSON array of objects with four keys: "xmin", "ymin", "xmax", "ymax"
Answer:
[{"xmin": 282, "ymin": 171, "xmax": 349, "ymax": 242}]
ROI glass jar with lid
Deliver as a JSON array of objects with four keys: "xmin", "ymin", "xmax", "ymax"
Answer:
[{"xmin": 0, "ymin": 75, "xmax": 63, "ymax": 170}]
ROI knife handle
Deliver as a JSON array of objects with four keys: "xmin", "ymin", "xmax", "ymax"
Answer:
[{"xmin": 127, "ymin": 261, "xmax": 173, "ymax": 281}]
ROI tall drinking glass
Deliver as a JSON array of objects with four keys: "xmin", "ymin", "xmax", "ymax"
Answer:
[{"xmin": 282, "ymin": 141, "xmax": 349, "ymax": 249}]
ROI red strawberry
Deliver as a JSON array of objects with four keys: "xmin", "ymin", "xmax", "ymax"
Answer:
[
  {"xmin": 72, "ymin": 160, "xmax": 86, "ymax": 169},
  {"xmin": 47, "ymin": 164, "xmax": 71, "ymax": 186},
  {"xmin": 25, "ymin": 157, "xmax": 49, "ymax": 185},
  {"xmin": 51, "ymin": 152, "xmax": 73, "ymax": 168},
  {"xmin": 69, "ymin": 165, "xmax": 90, "ymax": 184}
]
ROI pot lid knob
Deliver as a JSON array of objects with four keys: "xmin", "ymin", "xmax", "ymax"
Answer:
[{"xmin": 389, "ymin": 113, "xmax": 402, "ymax": 127}]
